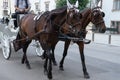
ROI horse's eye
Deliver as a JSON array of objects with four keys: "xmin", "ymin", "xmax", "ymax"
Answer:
[
  {"xmin": 73, "ymin": 14, "xmax": 80, "ymax": 20},
  {"xmin": 73, "ymin": 14, "xmax": 77, "ymax": 18}
]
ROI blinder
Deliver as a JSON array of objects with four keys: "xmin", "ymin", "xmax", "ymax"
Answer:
[{"xmin": 101, "ymin": 12, "xmax": 105, "ymax": 17}]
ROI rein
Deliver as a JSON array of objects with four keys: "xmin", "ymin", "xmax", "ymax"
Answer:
[
  {"xmin": 58, "ymin": 22, "xmax": 91, "ymax": 44},
  {"xmin": 58, "ymin": 31, "xmax": 91, "ymax": 44},
  {"xmin": 14, "ymin": 30, "xmax": 47, "ymax": 42},
  {"xmin": 66, "ymin": 13, "xmax": 81, "ymax": 28},
  {"xmin": 66, "ymin": 21, "xmax": 81, "ymax": 28},
  {"xmin": 94, "ymin": 20, "xmax": 104, "ymax": 25},
  {"xmin": 91, "ymin": 7, "xmax": 105, "ymax": 26}
]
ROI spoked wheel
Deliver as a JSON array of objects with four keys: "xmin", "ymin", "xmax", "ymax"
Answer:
[
  {"xmin": 35, "ymin": 41, "xmax": 43, "ymax": 57},
  {"xmin": 1, "ymin": 33, "xmax": 11, "ymax": 60}
]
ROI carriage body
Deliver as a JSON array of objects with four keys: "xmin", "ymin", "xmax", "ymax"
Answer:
[
  {"xmin": 0, "ymin": 13, "xmax": 43, "ymax": 59},
  {"xmin": 0, "ymin": 14, "xmax": 24, "ymax": 59}
]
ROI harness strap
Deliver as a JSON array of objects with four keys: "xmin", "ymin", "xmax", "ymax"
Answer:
[
  {"xmin": 58, "ymin": 32, "xmax": 91, "ymax": 44},
  {"xmin": 15, "ymin": 30, "xmax": 46, "ymax": 42}
]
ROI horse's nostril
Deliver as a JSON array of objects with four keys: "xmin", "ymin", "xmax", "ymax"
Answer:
[{"xmin": 100, "ymin": 29, "xmax": 106, "ymax": 33}]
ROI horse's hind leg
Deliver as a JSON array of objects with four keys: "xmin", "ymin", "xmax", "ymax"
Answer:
[
  {"xmin": 77, "ymin": 42, "xmax": 90, "ymax": 79},
  {"xmin": 22, "ymin": 41, "xmax": 31, "ymax": 69},
  {"xmin": 42, "ymin": 45, "xmax": 57, "ymax": 66},
  {"xmin": 59, "ymin": 40, "xmax": 70, "ymax": 70}
]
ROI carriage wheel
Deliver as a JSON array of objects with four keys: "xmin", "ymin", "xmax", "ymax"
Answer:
[
  {"xmin": 35, "ymin": 41, "xmax": 43, "ymax": 57},
  {"xmin": 1, "ymin": 34, "xmax": 11, "ymax": 60}
]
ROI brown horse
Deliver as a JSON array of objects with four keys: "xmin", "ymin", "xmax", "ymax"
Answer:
[
  {"xmin": 49, "ymin": 7, "xmax": 106, "ymax": 79},
  {"xmin": 13, "ymin": 2, "xmax": 82, "ymax": 79}
]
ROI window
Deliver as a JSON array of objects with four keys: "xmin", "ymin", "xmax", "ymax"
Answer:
[
  {"xmin": 111, "ymin": 21, "xmax": 120, "ymax": 34},
  {"xmin": 3, "ymin": 10, "xmax": 8, "ymax": 16},
  {"xmin": 113, "ymin": 0, "xmax": 120, "ymax": 10},
  {"xmin": 45, "ymin": 1, "xmax": 50, "ymax": 11},
  {"xmin": 35, "ymin": 2, "xmax": 40, "ymax": 11},
  {"xmin": 3, "ymin": 0, "xmax": 8, "ymax": 9}
]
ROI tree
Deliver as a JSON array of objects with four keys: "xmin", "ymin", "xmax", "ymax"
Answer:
[{"xmin": 56, "ymin": 0, "xmax": 89, "ymax": 10}]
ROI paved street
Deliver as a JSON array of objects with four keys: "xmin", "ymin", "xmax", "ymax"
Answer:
[{"xmin": 0, "ymin": 41, "xmax": 120, "ymax": 80}]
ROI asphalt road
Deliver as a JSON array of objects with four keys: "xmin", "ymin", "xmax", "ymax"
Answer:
[{"xmin": 0, "ymin": 41, "xmax": 120, "ymax": 80}]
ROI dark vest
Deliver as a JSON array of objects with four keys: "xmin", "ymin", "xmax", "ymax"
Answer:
[{"xmin": 17, "ymin": 0, "xmax": 28, "ymax": 8}]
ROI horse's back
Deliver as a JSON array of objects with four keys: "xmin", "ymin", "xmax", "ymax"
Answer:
[{"xmin": 20, "ymin": 14, "xmax": 36, "ymax": 37}]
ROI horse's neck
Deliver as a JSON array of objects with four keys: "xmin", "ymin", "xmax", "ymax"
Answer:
[
  {"xmin": 42, "ymin": 9, "xmax": 67, "ymax": 32},
  {"xmin": 82, "ymin": 9, "xmax": 92, "ymax": 29},
  {"xmin": 53, "ymin": 9, "xmax": 67, "ymax": 26},
  {"xmin": 59, "ymin": 11, "xmax": 67, "ymax": 25}
]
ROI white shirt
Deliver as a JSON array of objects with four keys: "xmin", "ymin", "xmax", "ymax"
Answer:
[{"xmin": 14, "ymin": 0, "xmax": 31, "ymax": 9}]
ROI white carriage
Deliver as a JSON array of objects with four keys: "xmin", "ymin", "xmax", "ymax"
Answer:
[{"xmin": 0, "ymin": 14, "xmax": 42, "ymax": 60}]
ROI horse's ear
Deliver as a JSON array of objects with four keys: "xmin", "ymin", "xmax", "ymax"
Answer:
[
  {"xmin": 101, "ymin": 12, "xmax": 105, "ymax": 17},
  {"xmin": 97, "ymin": 0, "xmax": 102, "ymax": 7},
  {"xmin": 66, "ymin": 0, "xmax": 72, "ymax": 9},
  {"xmin": 74, "ymin": 0, "xmax": 79, "ymax": 8}
]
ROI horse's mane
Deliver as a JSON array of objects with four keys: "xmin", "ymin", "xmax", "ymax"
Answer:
[
  {"xmin": 80, "ymin": 8, "xmax": 91, "ymax": 18},
  {"xmin": 43, "ymin": 11, "xmax": 50, "ymax": 19},
  {"xmin": 51, "ymin": 6, "xmax": 67, "ymax": 13},
  {"xmin": 45, "ymin": 6, "xmax": 67, "ymax": 24}
]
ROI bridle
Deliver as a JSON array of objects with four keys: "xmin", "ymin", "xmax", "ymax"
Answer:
[
  {"xmin": 64, "ymin": 9, "xmax": 82, "ymax": 33},
  {"xmin": 66, "ymin": 20, "xmax": 81, "ymax": 29},
  {"xmin": 58, "ymin": 8, "xmax": 90, "ymax": 42},
  {"xmin": 91, "ymin": 8, "xmax": 105, "ymax": 26},
  {"xmin": 94, "ymin": 20, "xmax": 104, "ymax": 25}
]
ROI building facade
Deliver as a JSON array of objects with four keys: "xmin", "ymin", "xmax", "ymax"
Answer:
[
  {"xmin": 0, "ymin": 0, "xmax": 56, "ymax": 18},
  {"xmin": 0, "ymin": 0, "xmax": 14, "ymax": 18},
  {"xmin": 39, "ymin": 0, "xmax": 56, "ymax": 12},
  {"xmin": 0, "ymin": 0, "xmax": 49, "ymax": 18},
  {"xmin": 102, "ymin": 0, "xmax": 120, "ymax": 34}
]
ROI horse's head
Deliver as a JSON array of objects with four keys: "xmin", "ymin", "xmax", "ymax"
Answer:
[
  {"xmin": 66, "ymin": 0, "xmax": 79, "ymax": 18},
  {"xmin": 91, "ymin": 7, "xmax": 106, "ymax": 33},
  {"xmin": 61, "ymin": 0, "xmax": 83, "ymax": 37}
]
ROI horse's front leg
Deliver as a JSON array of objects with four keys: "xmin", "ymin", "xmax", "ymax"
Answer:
[
  {"xmin": 51, "ymin": 45, "xmax": 57, "ymax": 66},
  {"xmin": 77, "ymin": 42, "xmax": 90, "ymax": 79},
  {"xmin": 59, "ymin": 40, "xmax": 70, "ymax": 70},
  {"xmin": 44, "ymin": 55, "xmax": 48, "ymax": 75},
  {"xmin": 41, "ymin": 46, "xmax": 57, "ymax": 66},
  {"xmin": 46, "ymin": 50, "xmax": 53, "ymax": 79}
]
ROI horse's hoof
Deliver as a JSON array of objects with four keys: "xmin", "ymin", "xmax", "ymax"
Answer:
[
  {"xmin": 53, "ymin": 61, "xmax": 57, "ymax": 66},
  {"xmin": 40, "ymin": 55, "xmax": 45, "ymax": 60},
  {"xmin": 21, "ymin": 59, "xmax": 25, "ymax": 64},
  {"xmin": 27, "ymin": 66, "xmax": 31, "ymax": 69},
  {"xmin": 21, "ymin": 61, "xmax": 24, "ymax": 64},
  {"xmin": 48, "ymin": 74, "xmax": 52, "ymax": 80},
  {"xmin": 84, "ymin": 73, "xmax": 90, "ymax": 79},
  {"xmin": 44, "ymin": 70, "xmax": 48, "ymax": 75},
  {"xmin": 26, "ymin": 64, "xmax": 31, "ymax": 69},
  {"xmin": 59, "ymin": 66, "xmax": 64, "ymax": 71}
]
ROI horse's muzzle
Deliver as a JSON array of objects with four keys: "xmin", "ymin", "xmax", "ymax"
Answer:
[{"xmin": 99, "ymin": 28, "xmax": 106, "ymax": 33}]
